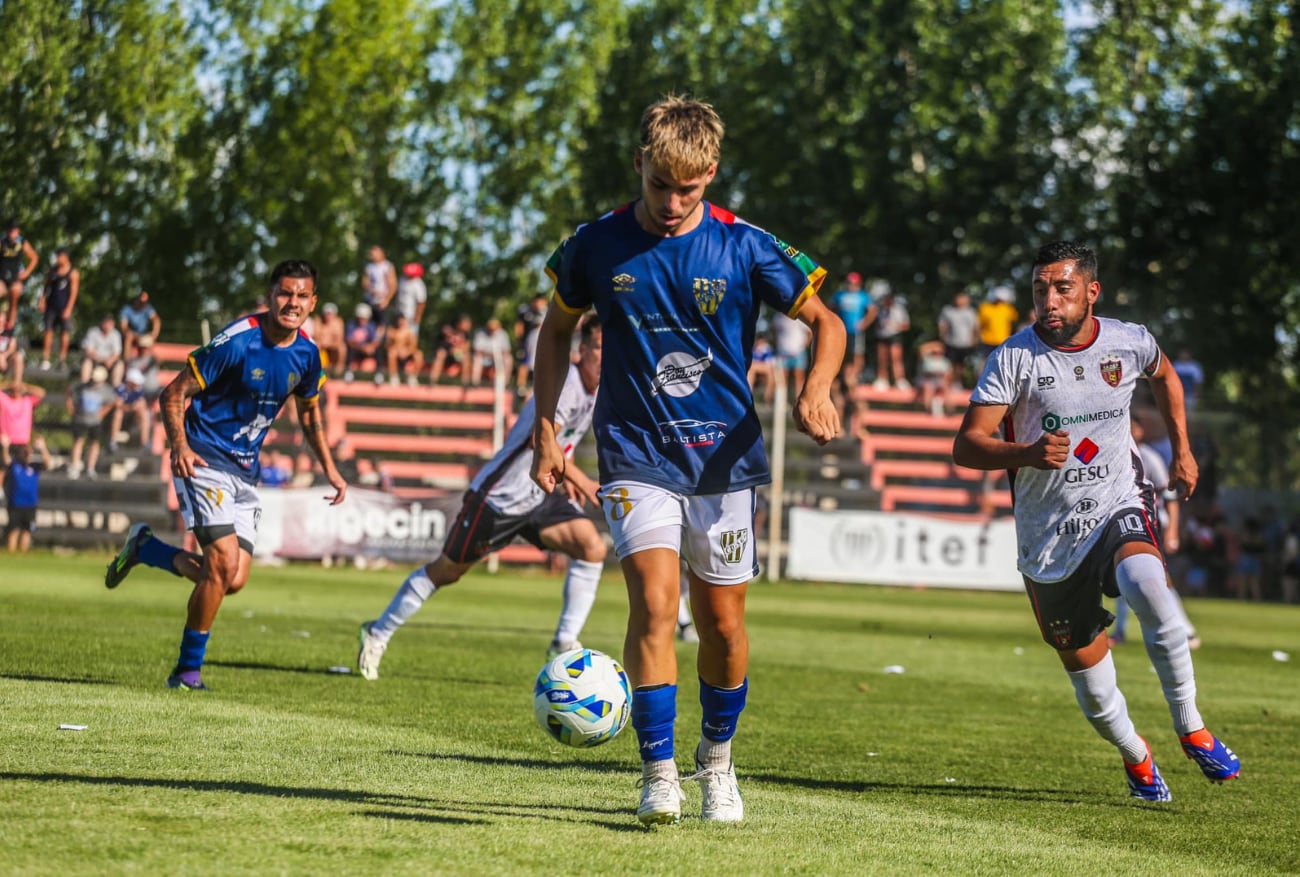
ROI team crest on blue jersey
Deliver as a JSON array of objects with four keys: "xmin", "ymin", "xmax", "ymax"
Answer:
[
  {"xmin": 612, "ymin": 273, "xmax": 636, "ymax": 293},
  {"xmin": 693, "ymin": 278, "xmax": 726, "ymax": 315},
  {"xmin": 720, "ymin": 528, "xmax": 749, "ymax": 564},
  {"xmin": 251, "ymin": 368, "xmax": 265, "ymax": 382},
  {"xmin": 1099, "ymin": 355, "xmax": 1122, "ymax": 388}
]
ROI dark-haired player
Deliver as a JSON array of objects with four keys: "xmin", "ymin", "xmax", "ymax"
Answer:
[
  {"xmin": 105, "ymin": 259, "xmax": 348, "ymax": 690},
  {"xmin": 954, "ymin": 241, "xmax": 1238, "ymax": 801}
]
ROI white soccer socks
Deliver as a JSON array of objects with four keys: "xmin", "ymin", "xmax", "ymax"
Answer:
[
  {"xmin": 1115, "ymin": 552, "xmax": 1203, "ymax": 734},
  {"xmin": 369, "ymin": 566, "xmax": 437, "ymax": 643},
  {"xmin": 1067, "ymin": 651, "xmax": 1149, "ymax": 765},
  {"xmin": 553, "ymin": 558, "xmax": 602, "ymax": 647}
]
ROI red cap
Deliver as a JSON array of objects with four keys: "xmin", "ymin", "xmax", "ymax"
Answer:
[
  {"xmin": 846, "ymin": 272, "xmax": 863, "ymax": 284},
  {"xmin": 402, "ymin": 262, "xmax": 424, "ymax": 278}
]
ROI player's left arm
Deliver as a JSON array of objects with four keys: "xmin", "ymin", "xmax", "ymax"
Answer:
[
  {"xmin": 792, "ymin": 293, "xmax": 846, "ymax": 445},
  {"xmin": 294, "ymin": 391, "xmax": 347, "ymax": 505},
  {"xmin": 1146, "ymin": 346, "xmax": 1197, "ymax": 500}
]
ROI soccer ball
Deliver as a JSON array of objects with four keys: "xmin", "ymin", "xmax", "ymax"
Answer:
[{"xmin": 533, "ymin": 648, "xmax": 633, "ymax": 748}]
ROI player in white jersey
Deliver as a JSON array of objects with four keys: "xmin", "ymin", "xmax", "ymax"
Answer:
[
  {"xmin": 357, "ymin": 317, "xmax": 612, "ymax": 679},
  {"xmin": 954, "ymin": 241, "xmax": 1239, "ymax": 801}
]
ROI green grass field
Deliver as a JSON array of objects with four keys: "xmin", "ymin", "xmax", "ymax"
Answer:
[{"xmin": 1, "ymin": 553, "xmax": 1297, "ymax": 876}]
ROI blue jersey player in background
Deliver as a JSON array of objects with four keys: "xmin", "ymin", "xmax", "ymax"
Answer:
[
  {"xmin": 532, "ymin": 95, "xmax": 846, "ymax": 825},
  {"xmin": 105, "ymin": 259, "xmax": 347, "ymax": 690}
]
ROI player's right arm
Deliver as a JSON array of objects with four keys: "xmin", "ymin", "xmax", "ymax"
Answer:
[
  {"xmin": 20, "ymin": 240, "xmax": 37, "ymax": 281},
  {"xmin": 160, "ymin": 365, "xmax": 208, "ymax": 478},
  {"xmin": 530, "ymin": 305, "xmax": 582, "ymax": 493},
  {"xmin": 953, "ymin": 402, "xmax": 1070, "ymax": 471}
]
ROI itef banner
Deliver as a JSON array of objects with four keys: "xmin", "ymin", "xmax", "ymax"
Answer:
[
  {"xmin": 255, "ymin": 487, "xmax": 463, "ymax": 562},
  {"xmin": 786, "ymin": 507, "xmax": 1022, "ymax": 592}
]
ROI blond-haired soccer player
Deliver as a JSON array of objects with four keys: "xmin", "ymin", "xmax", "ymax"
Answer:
[
  {"xmin": 954, "ymin": 241, "xmax": 1238, "ymax": 801},
  {"xmin": 532, "ymin": 95, "xmax": 845, "ymax": 825}
]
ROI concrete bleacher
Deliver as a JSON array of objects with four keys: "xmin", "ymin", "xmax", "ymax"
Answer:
[{"xmin": 850, "ymin": 385, "xmax": 1012, "ymax": 518}]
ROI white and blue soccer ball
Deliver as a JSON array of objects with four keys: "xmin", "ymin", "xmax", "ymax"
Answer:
[{"xmin": 533, "ymin": 648, "xmax": 632, "ymax": 748}]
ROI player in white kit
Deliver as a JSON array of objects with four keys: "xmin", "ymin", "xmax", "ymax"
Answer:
[
  {"xmin": 357, "ymin": 316, "xmax": 616, "ymax": 679},
  {"xmin": 954, "ymin": 241, "xmax": 1238, "ymax": 801}
]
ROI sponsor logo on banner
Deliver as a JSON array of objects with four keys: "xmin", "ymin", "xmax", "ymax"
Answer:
[
  {"xmin": 657, "ymin": 418, "xmax": 727, "ymax": 448},
  {"xmin": 651, "ymin": 349, "xmax": 712, "ymax": 397},
  {"xmin": 693, "ymin": 278, "xmax": 726, "ymax": 315},
  {"xmin": 789, "ymin": 509, "xmax": 1021, "ymax": 591},
  {"xmin": 257, "ymin": 487, "xmax": 462, "ymax": 561},
  {"xmin": 1099, "ymin": 355, "xmax": 1123, "ymax": 387},
  {"xmin": 720, "ymin": 529, "xmax": 749, "ymax": 564}
]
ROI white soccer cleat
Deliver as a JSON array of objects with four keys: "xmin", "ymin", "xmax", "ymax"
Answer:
[
  {"xmin": 677, "ymin": 621, "xmax": 700, "ymax": 643},
  {"xmin": 686, "ymin": 760, "xmax": 744, "ymax": 823},
  {"xmin": 636, "ymin": 764, "xmax": 685, "ymax": 826},
  {"xmin": 356, "ymin": 622, "xmax": 387, "ymax": 681}
]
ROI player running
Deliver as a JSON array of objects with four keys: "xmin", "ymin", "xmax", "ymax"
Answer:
[
  {"xmin": 105, "ymin": 259, "xmax": 347, "ymax": 690},
  {"xmin": 356, "ymin": 315, "xmax": 619, "ymax": 679},
  {"xmin": 531, "ymin": 95, "xmax": 845, "ymax": 825},
  {"xmin": 953, "ymin": 241, "xmax": 1239, "ymax": 801}
]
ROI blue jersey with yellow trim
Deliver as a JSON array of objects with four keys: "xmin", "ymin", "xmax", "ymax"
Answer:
[
  {"xmin": 184, "ymin": 315, "xmax": 325, "ymax": 484},
  {"xmin": 547, "ymin": 202, "xmax": 825, "ymax": 494}
]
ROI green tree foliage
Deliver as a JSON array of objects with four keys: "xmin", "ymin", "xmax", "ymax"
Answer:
[{"xmin": 0, "ymin": 0, "xmax": 200, "ymax": 318}]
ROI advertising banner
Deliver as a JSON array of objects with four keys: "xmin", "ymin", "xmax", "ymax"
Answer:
[
  {"xmin": 256, "ymin": 487, "xmax": 462, "ymax": 562},
  {"xmin": 786, "ymin": 507, "xmax": 1022, "ymax": 592}
]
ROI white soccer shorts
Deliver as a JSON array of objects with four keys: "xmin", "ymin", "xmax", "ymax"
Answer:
[
  {"xmin": 173, "ymin": 466, "xmax": 261, "ymax": 554},
  {"xmin": 600, "ymin": 480, "xmax": 756, "ymax": 586}
]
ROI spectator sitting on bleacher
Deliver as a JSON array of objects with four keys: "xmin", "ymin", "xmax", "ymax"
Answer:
[
  {"xmin": 384, "ymin": 313, "xmax": 425, "ymax": 386},
  {"xmin": 343, "ymin": 303, "xmax": 381, "ymax": 382},
  {"xmin": 428, "ymin": 314, "xmax": 472, "ymax": 384},
  {"xmin": 66, "ymin": 364, "xmax": 114, "ymax": 479},
  {"xmin": 124, "ymin": 334, "xmax": 162, "ymax": 398},
  {"xmin": 470, "ymin": 317, "xmax": 512, "ymax": 386},
  {"xmin": 107, "ymin": 367, "xmax": 151, "ymax": 453},
  {"xmin": 82, "ymin": 312, "xmax": 125, "ymax": 385},
  {"xmin": 118, "ymin": 290, "xmax": 161, "ymax": 353},
  {"xmin": 914, "ymin": 339, "xmax": 953, "ymax": 418}
]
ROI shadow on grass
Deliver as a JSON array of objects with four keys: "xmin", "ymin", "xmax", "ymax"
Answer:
[
  {"xmin": 1, "ymin": 771, "xmax": 639, "ymax": 832},
  {"xmin": 396, "ymin": 750, "xmax": 1147, "ymax": 809},
  {"xmin": 0, "ymin": 672, "xmax": 118, "ymax": 686},
  {"xmin": 205, "ymin": 660, "xmax": 342, "ymax": 676}
]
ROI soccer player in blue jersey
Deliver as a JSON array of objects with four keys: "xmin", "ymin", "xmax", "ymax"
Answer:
[
  {"xmin": 105, "ymin": 259, "xmax": 348, "ymax": 690},
  {"xmin": 532, "ymin": 95, "xmax": 845, "ymax": 825}
]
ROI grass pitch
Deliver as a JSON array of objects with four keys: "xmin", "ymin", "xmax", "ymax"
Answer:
[{"xmin": 1, "ymin": 552, "xmax": 1297, "ymax": 876}]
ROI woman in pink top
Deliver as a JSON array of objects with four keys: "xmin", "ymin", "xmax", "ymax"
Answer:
[{"xmin": 0, "ymin": 380, "xmax": 45, "ymax": 446}]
